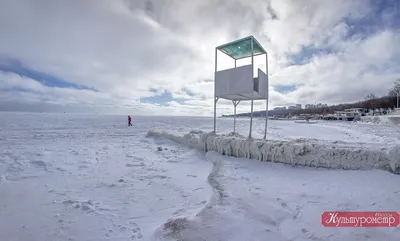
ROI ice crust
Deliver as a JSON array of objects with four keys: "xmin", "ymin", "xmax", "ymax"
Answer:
[
  {"xmin": 361, "ymin": 115, "xmax": 400, "ymax": 125},
  {"xmin": 147, "ymin": 130, "xmax": 400, "ymax": 174}
]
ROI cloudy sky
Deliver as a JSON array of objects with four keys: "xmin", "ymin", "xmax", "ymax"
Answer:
[{"xmin": 0, "ymin": 0, "xmax": 399, "ymax": 116}]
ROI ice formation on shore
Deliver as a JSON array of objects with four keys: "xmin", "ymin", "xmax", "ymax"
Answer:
[
  {"xmin": 147, "ymin": 130, "xmax": 400, "ymax": 174},
  {"xmin": 360, "ymin": 115, "xmax": 400, "ymax": 125}
]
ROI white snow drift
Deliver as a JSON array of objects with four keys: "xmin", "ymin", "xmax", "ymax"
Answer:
[{"xmin": 147, "ymin": 130, "xmax": 400, "ymax": 174}]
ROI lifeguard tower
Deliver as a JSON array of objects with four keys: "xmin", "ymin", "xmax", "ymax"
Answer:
[{"xmin": 213, "ymin": 36, "xmax": 269, "ymax": 139}]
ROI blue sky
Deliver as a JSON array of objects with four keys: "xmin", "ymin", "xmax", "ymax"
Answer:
[
  {"xmin": 273, "ymin": 84, "xmax": 300, "ymax": 94},
  {"xmin": 290, "ymin": 0, "xmax": 400, "ymax": 65},
  {"xmin": 0, "ymin": 0, "xmax": 399, "ymax": 115},
  {"xmin": 140, "ymin": 89, "xmax": 186, "ymax": 106},
  {"xmin": 0, "ymin": 59, "xmax": 94, "ymax": 91}
]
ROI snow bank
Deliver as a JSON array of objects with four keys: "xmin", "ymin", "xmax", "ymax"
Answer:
[
  {"xmin": 361, "ymin": 115, "xmax": 400, "ymax": 125},
  {"xmin": 147, "ymin": 130, "xmax": 400, "ymax": 174}
]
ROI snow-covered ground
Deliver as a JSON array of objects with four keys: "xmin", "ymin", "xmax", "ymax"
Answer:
[{"xmin": 1, "ymin": 113, "xmax": 399, "ymax": 241}]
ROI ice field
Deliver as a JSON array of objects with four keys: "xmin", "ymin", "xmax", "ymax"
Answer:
[{"xmin": 1, "ymin": 112, "xmax": 400, "ymax": 241}]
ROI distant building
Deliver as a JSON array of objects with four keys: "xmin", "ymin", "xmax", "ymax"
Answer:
[
  {"xmin": 274, "ymin": 105, "xmax": 303, "ymax": 111},
  {"xmin": 316, "ymin": 103, "xmax": 328, "ymax": 108},
  {"xmin": 305, "ymin": 103, "xmax": 328, "ymax": 109}
]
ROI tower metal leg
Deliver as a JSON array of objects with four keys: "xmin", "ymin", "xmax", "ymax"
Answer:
[
  {"xmin": 214, "ymin": 47, "xmax": 218, "ymax": 133},
  {"xmin": 264, "ymin": 99, "xmax": 268, "ymax": 139},
  {"xmin": 249, "ymin": 36, "xmax": 254, "ymax": 139},
  {"xmin": 232, "ymin": 100, "xmax": 240, "ymax": 133},
  {"xmin": 264, "ymin": 51, "xmax": 269, "ymax": 140},
  {"xmin": 249, "ymin": 100, "xmax": 254, "ymax": 139},
  {"xmin": 213, "ymin": 97, "xmax": 219, "ymax": 133}
]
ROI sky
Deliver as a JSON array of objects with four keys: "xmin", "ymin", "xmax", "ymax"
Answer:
[{"xmin": 0, "ymin": 0, "xmax": 400, "ymax": 116}]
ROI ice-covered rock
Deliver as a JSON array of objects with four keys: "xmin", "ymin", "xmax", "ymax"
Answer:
[
  {"xmin": 361, "ymin": 115, "xmax": 400, "ymax": 125},
  {"xmin": 387, "ymin": 147, "xmax": 400, "ymax": 174}
]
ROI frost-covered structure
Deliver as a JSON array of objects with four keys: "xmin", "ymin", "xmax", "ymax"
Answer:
[
  {"xmin": 213, "ymin": 36, "xmax": 269, "ymax": 139},
  {"xmin": 360, "ymin": 109, "xmax": 400, "ymax": 125},
  {"xmin": 147, "ymin": 130, "xmax": 400, "ymax": 174}
]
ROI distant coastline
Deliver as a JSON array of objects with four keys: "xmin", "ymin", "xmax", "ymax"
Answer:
[{"xmin": 221, "ymin": 92, "xmax": 399, "ymax": 118}]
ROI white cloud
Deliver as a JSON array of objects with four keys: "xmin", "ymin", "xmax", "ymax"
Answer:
[{"xmin": 0, "ymin": 0, "xmax": 399, "ymax": 116}]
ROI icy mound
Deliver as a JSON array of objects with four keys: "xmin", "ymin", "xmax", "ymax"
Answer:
[
  {"xmin": 147, "ymin": 130, "xmax": 400, "ymax": 174},
  {"xmin": 361, "ymin": 115, "xmax": 400, "ymax": 125}
]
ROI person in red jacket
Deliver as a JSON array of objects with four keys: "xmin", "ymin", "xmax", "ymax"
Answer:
[{"xmin": 128, "ymin": 115, "xmax": 132, "ymax": 126}]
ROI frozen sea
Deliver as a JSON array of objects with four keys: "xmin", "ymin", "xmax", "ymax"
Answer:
[{"xmin": 0, "ymin": 112, "xmax": 399, "ymax": 241}]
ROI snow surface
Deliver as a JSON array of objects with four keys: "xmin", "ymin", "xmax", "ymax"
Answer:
[
  {"xmin": 1, "ymin": 113, "xmax": 400, "ymax": 241},
  {"xmin": 155, "ymin": 151, "xmax": 400, "ymax": 241}
]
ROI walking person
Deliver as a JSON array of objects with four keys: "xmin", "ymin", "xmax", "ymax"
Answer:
[{"xmin": 128, "ymin": 115, "xmax": 132, "ymax": 126}]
